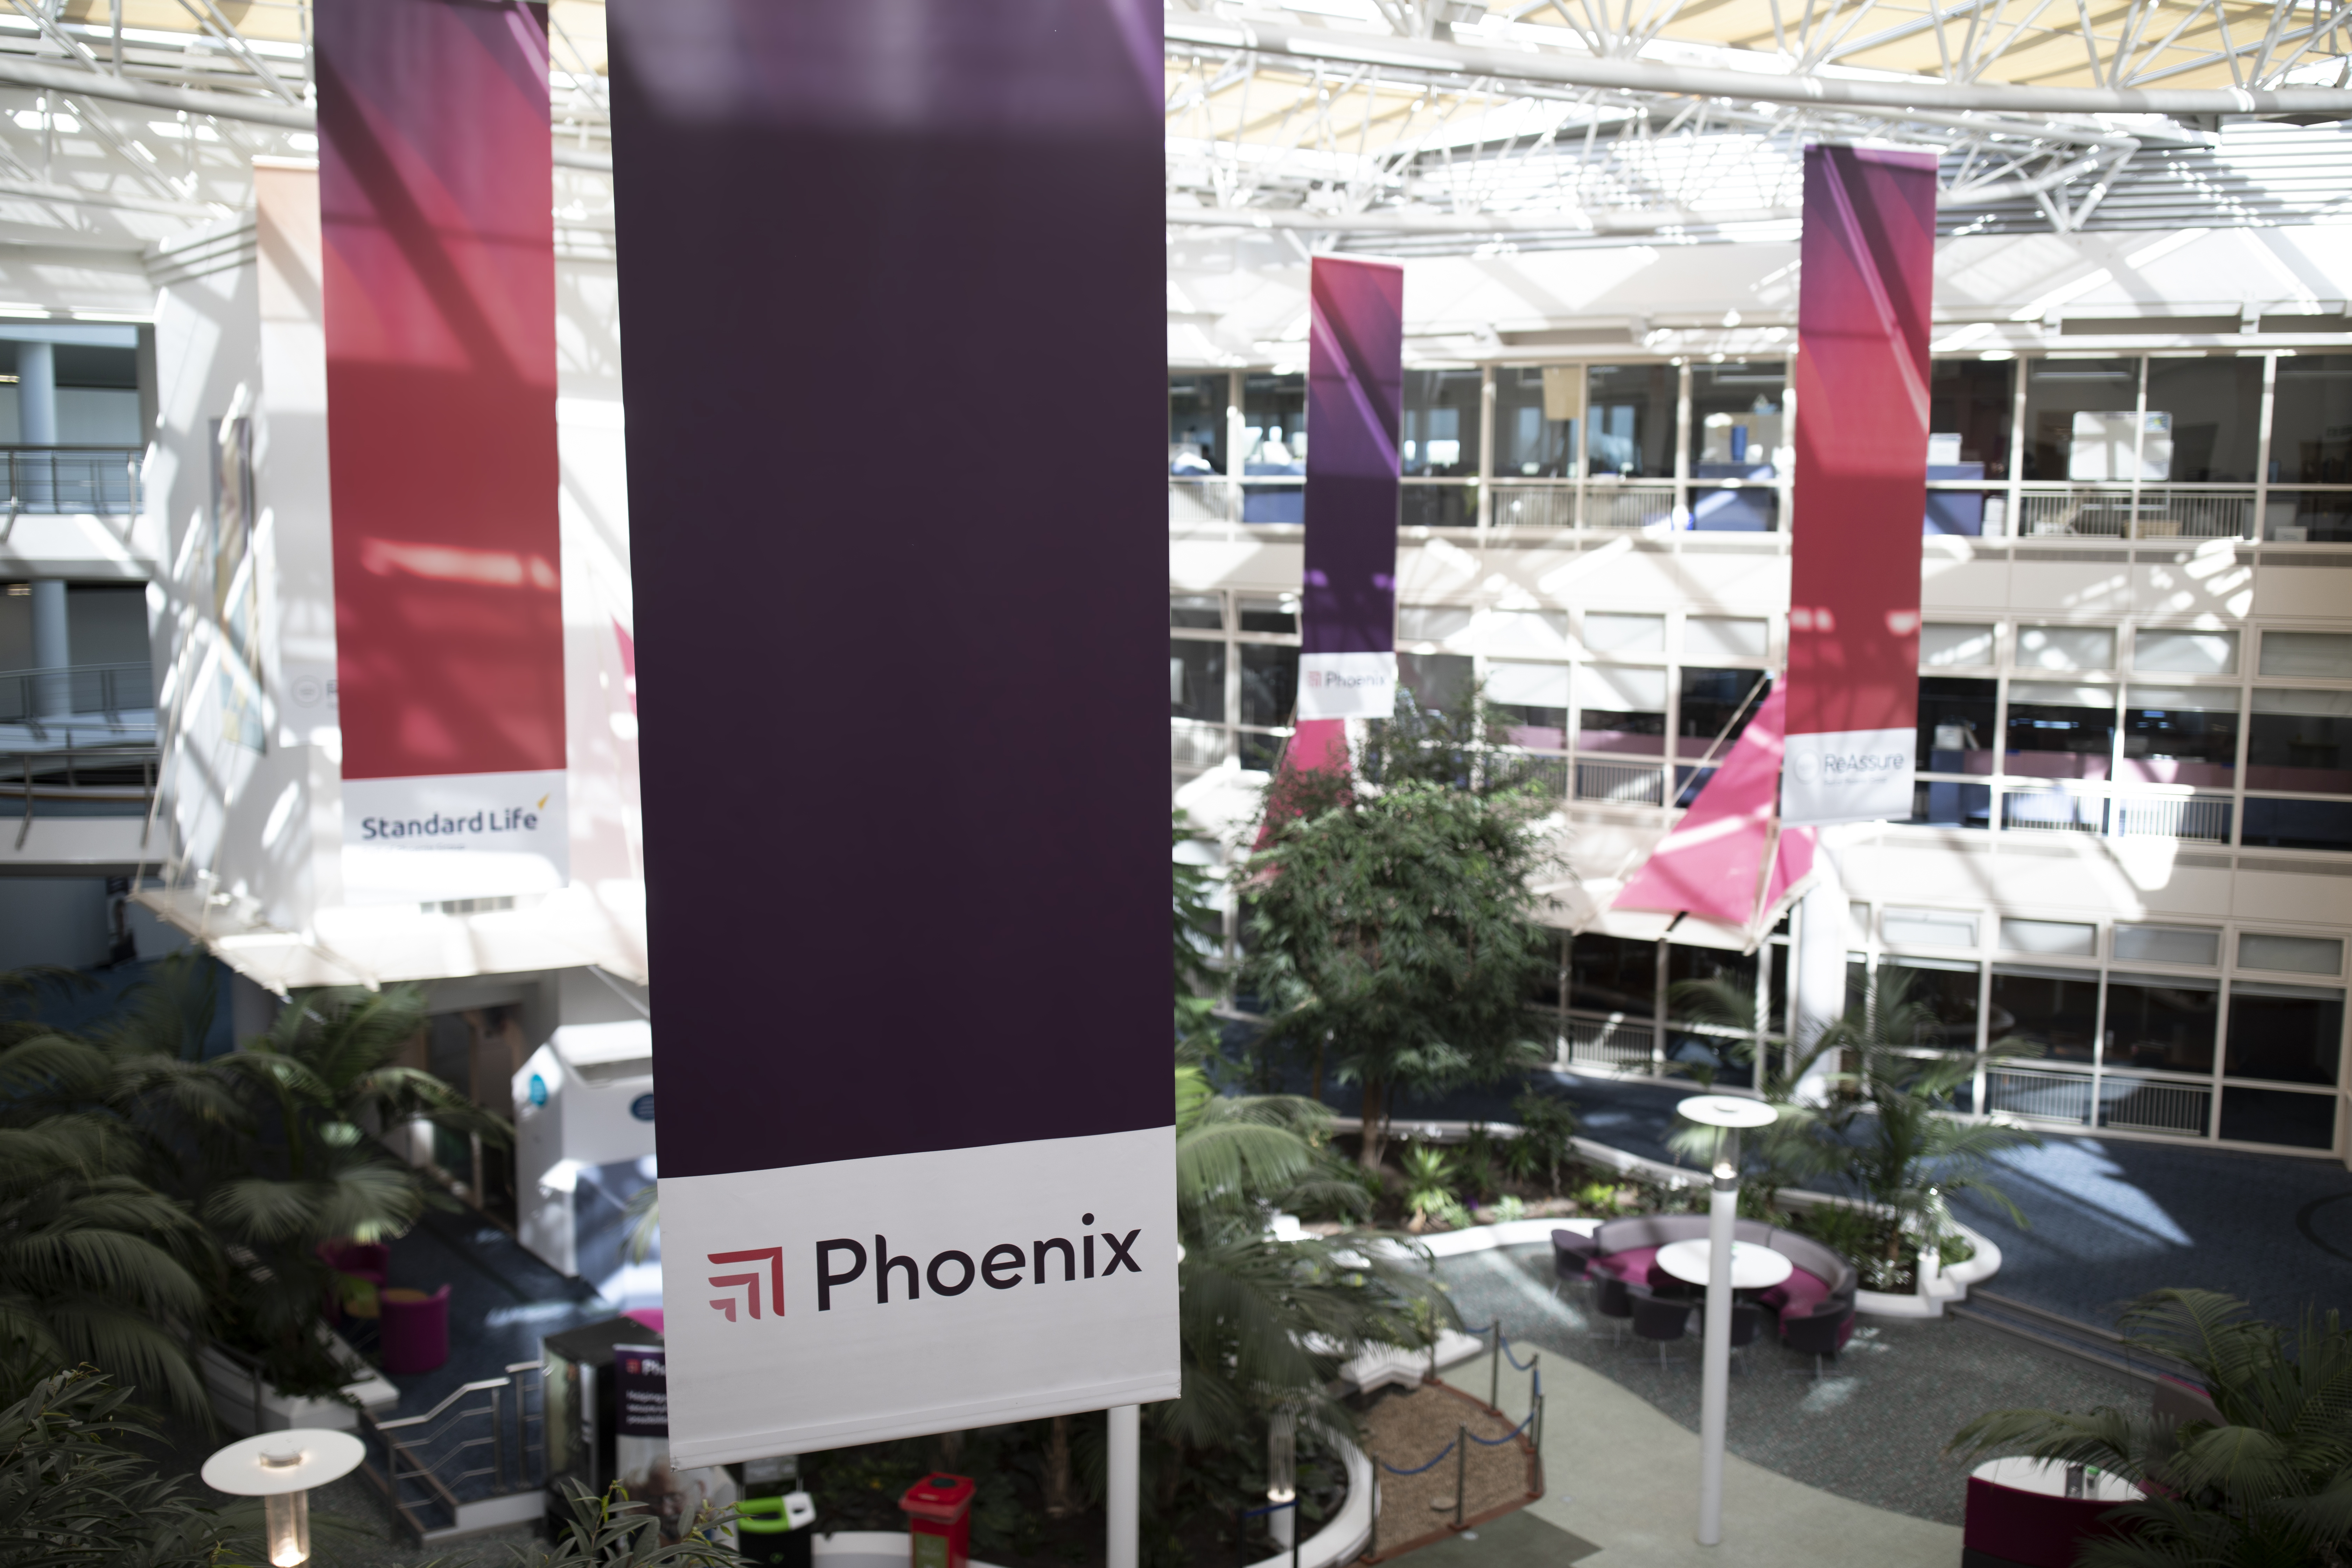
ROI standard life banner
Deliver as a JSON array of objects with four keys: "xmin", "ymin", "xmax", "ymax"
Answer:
[
  {"xmin": 1296, "ymin": 257, "xmax": 1404, "ymax": 722},
  {"xmin": 609, "ymin": 0, "xmax": 1177, "ymax": 1466},
  {"xmin": 318, "ymin": 0, "xmax": 567, "ymax": 903},
  {"xmin": 1783, "ymin": 145, "xmax": 1935, "ymax": 827}
]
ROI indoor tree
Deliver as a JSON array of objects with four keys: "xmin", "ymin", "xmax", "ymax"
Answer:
[
  {"xmin": 1241, "ymin": 777, "xmax": 1554, "ymax": 1170},
  {"xmin": 1950, "ymin": 1289, "xmax": 2352, "ymax": 1568}
]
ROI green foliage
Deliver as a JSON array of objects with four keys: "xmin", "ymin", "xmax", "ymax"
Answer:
[
  {"xmin": 1241, "ymin": 779, "xmax": 1554, "ymax": 1168},
  {"xmin": 1397, "ymin": 1144, "xmax": 1468, "ymax": 1229},
  {"xmin": 0, "ymin": 1368, "xmax": 253, "ymax": 1568},
  {"xmin": 1505, "ymin": 1091, "xmax": 1578, "ymax": 1192},
  {"xmin": 1950, "ymin": 1290, "xmax": 2352, "ymax": 1568},
  {"xmin": 1356, "ymin": 681, "xmax": 1556, "ymax": 798},
  {"xmin": 1172, "ymin": 813, "xmax": 1225, "ymax": 1064},
  {"xmin": 520, "ymin": 1481, "xmax": 743, "ymax": 1567}
]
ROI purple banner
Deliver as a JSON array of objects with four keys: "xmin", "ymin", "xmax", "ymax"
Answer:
[
  {"xmin": 610, "ymin": 0, "xmax": 1177, "ymax": 1465},
  {"xmin": 1298, "ymin": 258, "xmax": 1403, "ymax": 721}
]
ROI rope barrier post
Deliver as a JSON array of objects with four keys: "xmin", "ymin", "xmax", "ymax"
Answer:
[
  {"xmin": 1368, "ymin": 1472, "xmax": 1379, "ymax": 1560},
  {"xmin": 1290, "ymin": 1500, "xmax": 1300, "ymax": 1568},
  {"xmin": 1454, "ymin": 1424, "xmax": 1467, "ymax": 1528},
  {"xmin": 1536, "ymin": 1392, "xmax": 1546, "ymax": 1460},
  {"xmin": 1489, "ymin": 1320, "xmax": 1501, "ymax": 1408}
]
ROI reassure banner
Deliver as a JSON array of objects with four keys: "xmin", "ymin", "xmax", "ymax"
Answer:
[
  {"xmin": 317, "ymin": 0, "xmax": 567, "ymax": 903},
  {"xmin": 1297, "ymin": 257, "xmax": 1404, "ymax": 722},
  {"xmin": 1782, "ymin": 145, "xmax": 1935, "ymax": 826},
  {"xmin": 610, "ymin": 0, "xmax": 1176, "ymax": 1466}
]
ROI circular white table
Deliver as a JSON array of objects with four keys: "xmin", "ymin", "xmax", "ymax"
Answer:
[{"xmin": 1654, "ymin": 1238, "xmax": 1794, "ymax": 1290}]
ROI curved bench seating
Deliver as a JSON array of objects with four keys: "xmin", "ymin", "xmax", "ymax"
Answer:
[{"xmin": 1588, "ymin": 1214, "xmax": 1860, "ymax": 1347}]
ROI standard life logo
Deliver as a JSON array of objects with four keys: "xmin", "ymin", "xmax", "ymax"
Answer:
[
  {"xmin": 357, "ymin": 794, "xmax": 552, "ymax": 841},
  {"xmin": 704, "ymin": 1214, "xmax": 1145, "ymax": 1322}
]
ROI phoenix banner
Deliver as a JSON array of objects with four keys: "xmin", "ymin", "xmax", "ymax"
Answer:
[
  {"xmin": 1782, "ymin": 145, "xmax": 1937, "ymax": 826},
  {"xmin": 611, "ymin": 0, "xmax": 1177, "ymax": 1466},
  {"xmin": 318, "ymin": 0, "xmax": 568, "ymax": 903},
  {"xmin": 1297, "ymin": 257, "xmax": 1404, "ymax": 724}
]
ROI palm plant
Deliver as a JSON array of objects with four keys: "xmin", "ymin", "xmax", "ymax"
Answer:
[
  {"xmin": 524, "ymin": 1481, "xmax": 743, "ymax": 1567},
  {"xmin": 1397, "ymin": 1144, "xmax": 1466, "ymax": 1230},
  {"xmin": 1950, "ymin": 1290, "xmax": 2352, "ymax": 1568},
  {"xmin": 1668, "ymin": 968, "xmax": 2038, "ymax": 1280},
  {"xmin": 1158, "ymin": 1065, "xmax": 1452, "ymax": 1488}
]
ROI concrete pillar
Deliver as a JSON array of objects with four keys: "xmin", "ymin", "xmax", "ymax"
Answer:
[
  {"xmin": 28, "ymin": 577, "xmax": 67, "ymax": 717},
  {"xmin": 17, "ymin": 340, "xmax": 55, "ymax": 444},
  {"xmin": 1790, "ymin": 876, "xmax": 1847, "ymax": 1105}
]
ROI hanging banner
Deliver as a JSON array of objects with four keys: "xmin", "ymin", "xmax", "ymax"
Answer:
[
  {"xmin": 1782, "ymin": 144, "xmax": 1935, "ymax": 827},
  {"xmin": 610, "ymin": 0, "xmax": 1176, "ymax": 1466},
  {"xmin": 614, "ymin": 1345, "xmax": 739, "ymax": 1548},
  {"xmin": 318, "ymin": 0, "xmax": 567, "ymax": 903},
  {"xmin": 1297, "ymin": 257, "xmax": 1404, "ymax": 722}
]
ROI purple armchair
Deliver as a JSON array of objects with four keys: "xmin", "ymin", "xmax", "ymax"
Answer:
[
  {"xmin": 379, "ymin": 1286, "xmax": 451, "ymax": 1375},
  {"xmin": 317, "ymin": 1239, "xmax": 390, "ymax": 1322}
]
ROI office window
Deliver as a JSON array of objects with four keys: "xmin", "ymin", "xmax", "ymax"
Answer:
[
  {"xmin": 1485, "ymin": 609, "xmax": 1572, "ymax": 658},
  {"xmin": 1401, "ymin": 369, "xmax": 1480, "ymax": 478},
  {"xmin": 1237, "ymin": 594, "xmax": 1298, "ymax": 634},
  {"xmin": 1170, "ymin": 594, "xmax": 1222, "ymax": 630},
  {"xmin": 1885, "ymin": 907, "xmax": 1979, "ymax": 948},
  {"xmin": 1668, "ymin": 943, "xmax": 1758, "ymax": 1022},
  {"xmin": 2114, "ymin": 923, "xmax": 2220, "ymax": 966},
  {"xmin": 1689, "ymin": 360, "xmax": 1785, "ymax": 476},
  {"xmin": 1584, "ymin": 364, "xmax": 1675, "ymax": 478},
  {"xmin": 1686, "ymin": 616, "xmax": 1768, "ymax": 660},
  {"xmin": 1571, "ymin": 934, "xmax": 1656, "ymax": 1015},
  {"xmin": 1169, "ymin": 374, "xmax": 1227, "ymax": 474},
  {"xmin": 2225, "ymin": 983, "xmax": 2344, "ymax": 1085},
  {"xmin": 1907, "ymin": 779, "xmax": 1992, "ymax": 829},
  {"xmin": 1579, "ymin": 666, "xmax": 1668, "ymax": 755},
  {"xmin": 1399, "ymin": 651, "xmax": 1473, "ymax": 713},
  {"xmin": 2270, "ymin": 493, "xmax": 2352, "ymax": 544},
  {"xmin": 2268, "ymin": 355, "xmax": 2352, "ymax": 484},
  {"xmin": 1991, "ymin": 966, "xmax": 2098, "ymax": 1062},
  {"xmin": 1495, "ymin": 364, "xmax": 1581, "ymax": 477},
  {"xmin": 1488, "ymin": 662, "xmax": 1568, "ymax": 751},
  {"xmin": 2001, "ymin": 918, "xmax": 2096, "ymax": 956},
  {"xmin": 2018, "ymin": 626, "xmax": 2118, "ymax": 672},
  {"xmin": 1678, "ymin": 668, "xmax": 1769, "ymax": 760},
  {"xmin": 2218, "ymin": 1087, "xmax": 2336, "ymax": 1149},
  {"xmin": 2259, "ymin": 632, "xmax": 2352, "ymax": 679},
  {"xmin": 2134, "ymin": 629, "xmax": 2238, "ymax": 676},
  {"xmin": 2121, "ymin": 686, "xmax": 2238, "ymax": 786},
  {"xmin": 2143, "ymin": 356, "xmax": 2262, "ymax": 482},
  {"xmin": 1585, "ymin": 612, "xmax": 1666, "ymax": 654},
  {"xmin": 2248, "ymin": 689, "xmax": 2352, "ymax": 794},
  {"xmin": 1880, "ymin": 957, "xmax": 1981, "ymax": 1050},
  {"xmin": 1928, "ymin": 358, "xmax": 2014, "ymax": 479},
  {"xmin": 1239, "ymin": 372, "xmax": 1306, "ymax": 469},
  {"xmin": 1170, "ymin": 639, "xmax": 1224, "ymax": 722},
  {"xmin": 2006, "ymin": 681, "xmax": 2115, "ymax": 780},
  {"xmin": 2104, "ymin": 975, "xmax": 2218, "ymax": 1072},
  {"xmin": 1921, "ymin": 624, "xmax": 1996, "ymax": 669},
  {"xmin": 2239, "ymin": 933, "xmax": 2344, "ymax": 976},
  {"xmin": 1918, "ymin": 677, "xmax": 1997, "ymax": 772},
  {"xmin": 1239, "ymin": 644, "xmax": 1298, "ymax": 728},
  {"xmin": 2022, "ymin": 357, "xmax": 2138, "ymax": 482},
  {"xmin": 2240, "ymin": 798, "xmax": 2352, "ymax": 852},
  {"xmin": 1398, "ymin": 605, "xmax": 1472, "ymax": 644}
]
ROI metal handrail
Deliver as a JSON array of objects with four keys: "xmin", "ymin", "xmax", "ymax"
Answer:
[
  {"xmin": 0, "ymin": 661, "xmax": 156, "ymax": 734},
  {"xmin": 0, "ymin": 445, "xmax": 143, "ymax": 523},
  {"xmin": 359, "ymin": 1358, "xmax": 545, "ymax": 1541}
]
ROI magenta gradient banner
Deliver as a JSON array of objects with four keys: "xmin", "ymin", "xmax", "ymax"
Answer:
[
  {"xmin": 1297, "ymin": 257, "xmax": 1403, "ymax": 722},
  {"xmin": 1782, "ymin": 144, "xmax": 1936, "ymax": 826}
]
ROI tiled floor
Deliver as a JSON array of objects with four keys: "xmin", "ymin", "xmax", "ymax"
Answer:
[{"xmin": 1434, "ymin": 1241, "xmax": 2151, "ymax": 1528}]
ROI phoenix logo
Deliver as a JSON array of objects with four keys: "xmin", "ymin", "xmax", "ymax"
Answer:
[{"xmin": 707, "ymin": 1247, "xmax": 785, "ymax": 1321}]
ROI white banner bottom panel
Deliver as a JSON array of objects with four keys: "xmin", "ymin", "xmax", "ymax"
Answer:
[
  {"xmin": 657, "ymin": 1126, "xmax": 1181, "ymax": 1468},
  {"xmin": 1781, "ymin": 727, "xmax": 1914, "ymax": 826},
  {"xmin": 1298, "ymin": 651, "xmax": 1397, "ymax": 720},
  {"xmin": 341, "ymin": 768, "xmax": 568, "ymax": 904}
]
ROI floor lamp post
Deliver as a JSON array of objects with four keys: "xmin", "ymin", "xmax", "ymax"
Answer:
[
  {"xmin": 202, "ymin": 1430, "xmax": 364, "ymax": 1567},
  {"xmin": 1677, "ymin": 1094, "xmax": 1778, "ymax": 1548},
  {"xmin": 1107, "ymin": 1404, "xmax": 1140, "ymax": 1568}
]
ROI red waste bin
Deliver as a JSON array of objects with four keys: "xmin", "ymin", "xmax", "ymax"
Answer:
[{"xmin": 898, "ymin": 1474, "xmax": 974, "ymax": 1568}]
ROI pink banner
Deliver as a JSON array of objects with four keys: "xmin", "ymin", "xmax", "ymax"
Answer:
[
  {"xmin": 1614, "ymin": 686, "xmax": 1814, "ymax": 933},
  {"xmin": 1782, "ymin": 145, "xmax": 1935, "ymax": 826}
]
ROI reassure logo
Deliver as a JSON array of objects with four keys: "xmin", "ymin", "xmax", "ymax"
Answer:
[
  {"xmin": 702, "ymin": 1216, "xmax": 1144, "ymax": 1324},
  {"xmin": 359, "ymin": 794, "xmax": 551, "ymax": 841},
  {"xmin": 1790, "ymin": 750, "xmax": 1909, "ymax": 785}
]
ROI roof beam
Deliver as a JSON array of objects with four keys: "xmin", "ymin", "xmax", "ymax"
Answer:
[{"xmin": 1166, "ymin": 13, "xmax": 2352, "ymax": 115}]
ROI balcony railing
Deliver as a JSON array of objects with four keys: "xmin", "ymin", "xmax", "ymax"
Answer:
[
  {"xmin": 1490, "ymin": 481, "xmax": 1680, "ymax": 532},
  {"xmin": 1985, "ymin": 1066, "xmax": 2096, "ymax": 1126},
  {"xmin": 2110, "ymin": 796, "xmax": 2232, "ymax": 845},
  {"xmin": 2015, "ymin": 486, "xmax": 2254, "ymax": 541},
  {"xmin": 1567, "ymin": 1016, "xmax": 1656, "ymax": 1072},
  {"xmin": 0, "ymin": 661, "xmax": 154, "ymax": 734},
  {"xmin": 0, "ymin": 446, "xmax": 142, "ymax": 519},
  {"xmin": 0, "ymin": 743, "xmax": 156, "ymax": 845},
  {"xmin": 1574, "ymin": 761, "xmax": 1665, "ymax": 806},
  {"xmin": 2098, "ymin": 1075, "xmax": 2211, "ymax": 1136}
]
